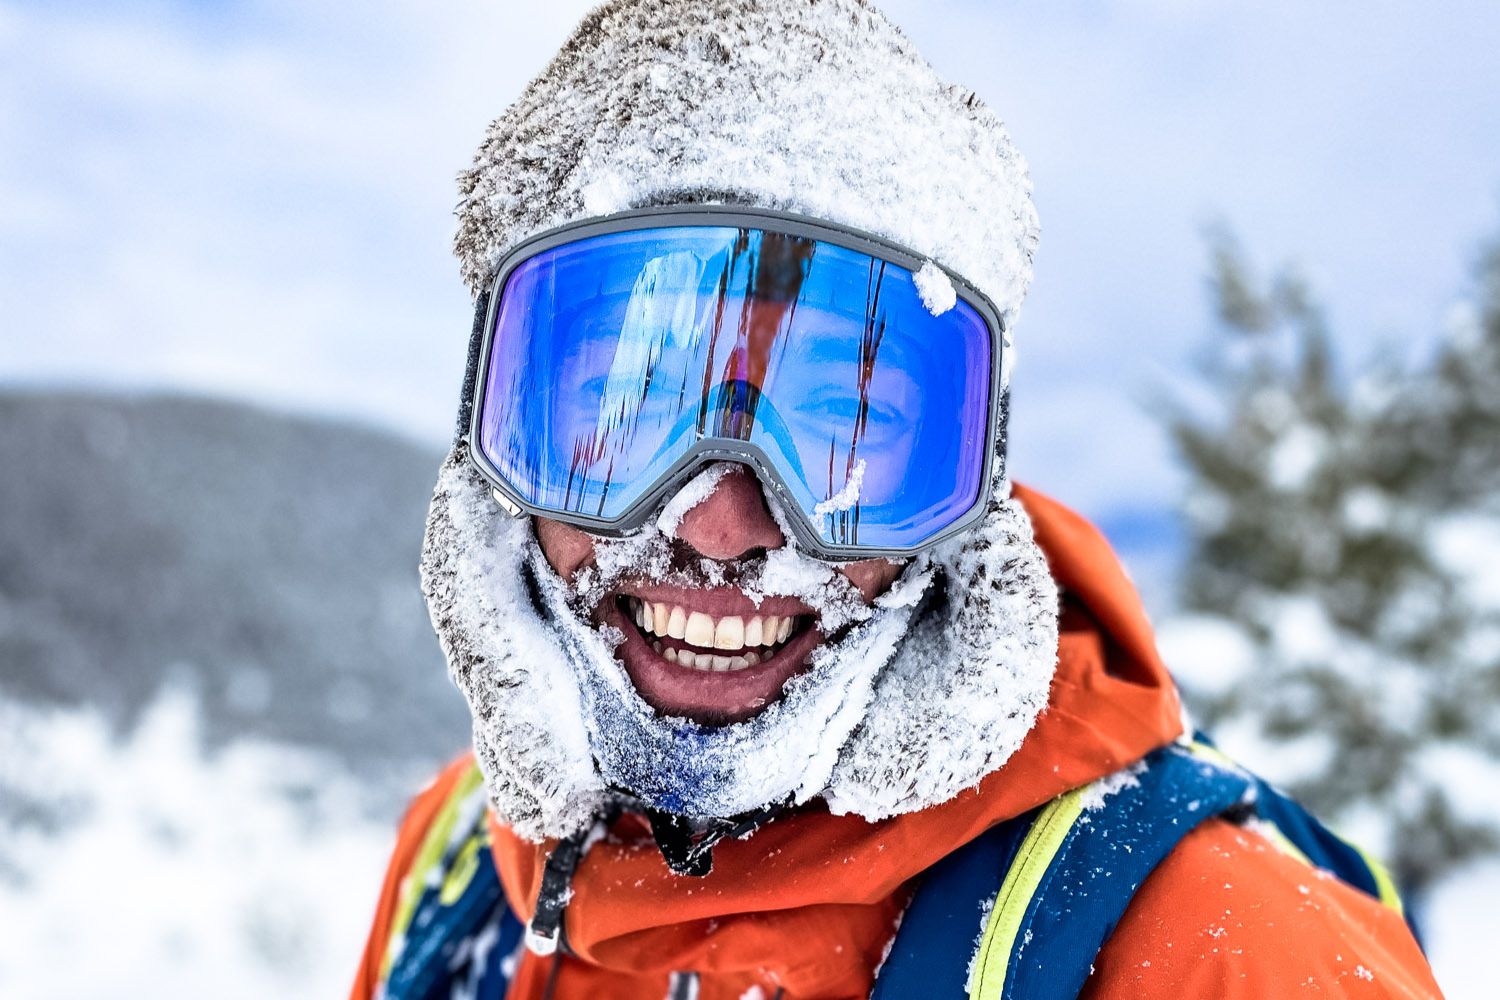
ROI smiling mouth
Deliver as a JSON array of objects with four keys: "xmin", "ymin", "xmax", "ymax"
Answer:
[
  {"xmin": 601, "ymin": 586, "xmax": 824, "ymax": 723},
  {"xmin": 618, "ymin": 596, "xmax": 810, "ymax": 672}
]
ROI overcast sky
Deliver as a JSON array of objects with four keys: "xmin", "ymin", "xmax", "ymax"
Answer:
[{"xmin": 3, "ymin": 0, "xmax": 1499, "ymax": 526}]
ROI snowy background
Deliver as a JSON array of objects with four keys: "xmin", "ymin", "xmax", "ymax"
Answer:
[{"xmin": 2, "ymin": 0, "xmax": 1499, "ymax": 996}]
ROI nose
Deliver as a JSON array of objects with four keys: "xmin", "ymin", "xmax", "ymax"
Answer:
[{"xmin": 673, "ymin": 465, "xmax": 786, "ymax": 561}]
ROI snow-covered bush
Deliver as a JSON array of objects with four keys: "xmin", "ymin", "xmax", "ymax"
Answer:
[{"xmin": 1163, "ymin": 230, "xmax": 1500, "ymax": 899}]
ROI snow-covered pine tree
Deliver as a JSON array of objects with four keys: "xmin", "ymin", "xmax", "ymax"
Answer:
[{"xmin": 1165, "ymin": 229, "xmax": 1500, "ymax": 901}]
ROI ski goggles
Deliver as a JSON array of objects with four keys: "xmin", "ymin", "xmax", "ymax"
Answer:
[{"xmin": 458, "ymin": 207, "xmax": 1007, "ymax": 560}]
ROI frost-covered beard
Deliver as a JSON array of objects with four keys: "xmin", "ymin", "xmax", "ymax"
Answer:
[{"xmin": 421, "ymin": 454, "xmax": 1059, "ymax": 842}]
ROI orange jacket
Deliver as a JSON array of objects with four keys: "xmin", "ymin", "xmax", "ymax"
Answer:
[{"xmin": 352, "ymin": 485, "xmax": 1442, "ymax": 999}]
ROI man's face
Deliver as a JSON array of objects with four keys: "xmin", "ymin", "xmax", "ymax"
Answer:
[{"xmin": 534, "ymin": 464, "xmax": 906, "ymax": 725}]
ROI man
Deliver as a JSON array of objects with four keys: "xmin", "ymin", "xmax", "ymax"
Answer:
[{"xmin": 354, "ymin": 1, "xmax": 1442, "ymax": 997}]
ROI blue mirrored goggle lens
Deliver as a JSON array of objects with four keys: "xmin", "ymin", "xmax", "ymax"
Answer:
[{"xmin": 474, "ymin": 225, "xmax": 993, "ymax": 551}]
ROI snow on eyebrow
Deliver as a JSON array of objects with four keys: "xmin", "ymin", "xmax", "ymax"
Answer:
[
  {"xmin": 913, "ymin": 261, "xmax": 958, "ymax": 317},
  {"xmin": 814, "ymin": 458, "xmax": 867, "ymax": 516}
]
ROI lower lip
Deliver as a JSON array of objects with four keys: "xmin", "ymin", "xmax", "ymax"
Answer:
[{"xmin": 600, "ymin": 601, "xmax": 824, "ymax": 725}]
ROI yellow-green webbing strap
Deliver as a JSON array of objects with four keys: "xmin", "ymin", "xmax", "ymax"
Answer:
[
  {"xmin": 378, "ymin": 762, "xmax": 487, "ymax": 983},
  {"xmin": 1355, "ymin": 844, "xmax": 1405, "ymax": 916},
  {"xmin": 967, "ymin": 787, "xmax": 1088, "ymax": 1000}
]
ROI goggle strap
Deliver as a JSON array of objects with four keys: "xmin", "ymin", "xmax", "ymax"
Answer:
[
  {"xmin": 454, "ymin": 286, "xmax": 493, "ymax": 446},
  {"xmin": 491, "ymin": 487, "xmax": 525, "ymax": 519}
]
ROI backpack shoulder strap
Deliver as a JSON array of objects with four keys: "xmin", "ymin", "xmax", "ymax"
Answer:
[
  {"xmin": 972, "ymin": 743, "xmax": 1253, "ymax": 1000},
  {"xmin": 874, "ymin": 739, "xmax": 1412, "ymax": 1000},
  {"xmin": 873, "ymin": 743, "xmax": 1253, "ymax": 1000},
  {"xmin": 869, "ymin": 806, "xmax": 1039, "ymax": 999},
  {"xmin": 377, "ymin": 760, "xmax": 523, "ymax": 1000}
]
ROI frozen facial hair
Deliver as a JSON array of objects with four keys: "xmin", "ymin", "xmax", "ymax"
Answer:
[{"xmin": 421, "ymin": 455, "xmax": 1059, "ymax": 842}]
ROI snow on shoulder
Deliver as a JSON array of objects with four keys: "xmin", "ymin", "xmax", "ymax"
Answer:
[{"xmin": 1079, "ymin": 759, "xmax": 1148, "ymax": 811}]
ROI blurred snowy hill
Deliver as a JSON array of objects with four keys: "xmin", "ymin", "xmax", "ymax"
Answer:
[
  {"xmin": 0, "ymin": 389, "xmax": 471, "ymax": 995},
  {"xmin": 0, "ymin": 389, "xmax": 468, "ymax": 803}
]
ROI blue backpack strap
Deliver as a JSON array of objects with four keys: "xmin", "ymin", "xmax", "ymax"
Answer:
[
  {"xmin": 874, "ymin": 739, "xmax": 1412, "ymax": 1000},
  {"xmin": 872, "ymin": 743, "xmax": 1252, "ymax": 1000},
  {"xmin": 873, "ymin": 743, "xmax": 1242, "ymax": 1000},
  {"xmin": 970, "ymin": 744, "xmax": 1253, "ymax": 1000},
  {"xmin": 871, "ymin": 807, "xmax": 1039, "ymax": 999},
  {"xmin": 378, "ymin": 763, "xmax": 524, "ymax": 1000}
]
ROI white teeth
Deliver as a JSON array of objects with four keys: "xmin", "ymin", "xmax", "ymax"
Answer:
[
  {"xmin": 651, "ymin": 642, "xmax": 762, "ymax": 672},
  {"xmin": 629, "ymin": 598, "xmax": 801, "ymax": 658},
  {"xmin": 714, "ymin": 616, "xmax": 744, "ymax": 650},
  {"xmin": 684, "ymin": 611, "xmax": 715, "ymax": 647}
]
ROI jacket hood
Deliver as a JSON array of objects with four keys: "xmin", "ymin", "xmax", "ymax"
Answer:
[
  {"xmin": 486, "ymin": 484, "xmax": 1184, "ymax": 999},
  {"xmin": 422, "ymin": 450, "xmax": 1058, "ymax": 839},
  {"xmin": 454, "ymin": 0, "xmax": 1039, "ymax": 329},
  {"xmin": 434, "ymin": 0, "xmax": 1052, "ymax": 843}
]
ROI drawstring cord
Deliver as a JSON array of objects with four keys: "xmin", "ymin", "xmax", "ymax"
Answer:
[
  {"xmin": 644, "ymin": 796, "xmax": 790, "ymax": 877},
  {"xmin": 525, "ymin": 805, "xmax": 620, "ymax": 957},
  {"xmin": 528, "ymin": 794, "xmax": 787, "ymax": 956},
  {"xmin": 526, "ymin": 796, "xmax": 793, "ymax": 997},
  {"xmin": 540, "ymin": 950, "xmax": 564, "ymax": 1000}
]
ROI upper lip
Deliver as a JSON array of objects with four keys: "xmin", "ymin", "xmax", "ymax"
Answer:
[{"xmin": 612, "ymin": 582, "xmax": 818, "ymax": 622}]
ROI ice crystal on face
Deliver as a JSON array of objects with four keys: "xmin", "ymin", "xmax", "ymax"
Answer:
[
  {"xmin": 453, "ymin": 0, "xmax": 1039, "ymax": 334},
  {"xmin": 656, "ymin": 462, "xmax": 735, "ymax": 537},
  {"xmin": 914, "ymin": 261, "xmax": 958, "ymax": 317}
]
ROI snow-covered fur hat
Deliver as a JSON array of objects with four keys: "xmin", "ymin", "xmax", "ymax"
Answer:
[
  {"xmin": 453, "ymin": 0, "xmax": 1040, "ymax": 328},
  {"xmin": 425, "ymin": 0, "xmax": 1059, "ymax": 842}
]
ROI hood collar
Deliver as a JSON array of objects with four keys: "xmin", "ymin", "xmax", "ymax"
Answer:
[{"xmin": 488, "ymin": 484, "xmax": 1182, "ymax": 998}]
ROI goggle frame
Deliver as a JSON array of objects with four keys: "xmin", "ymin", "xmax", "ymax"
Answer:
[{"xmin": 455, "ymin": 205, "xmax": 1010, "ymax": 561}]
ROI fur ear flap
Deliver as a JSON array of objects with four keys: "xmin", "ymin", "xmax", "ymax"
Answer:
[
  {"xmin": 823, "ymin": 482, "xmax": 1060, "ymax": 818},
  {"xmin": 422, "ymin": 451, "xmax": 1059, "ymax": 839},
  {"xmin": 421, "ymin": 454, "xmax": 608, "ymax": 841}
]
